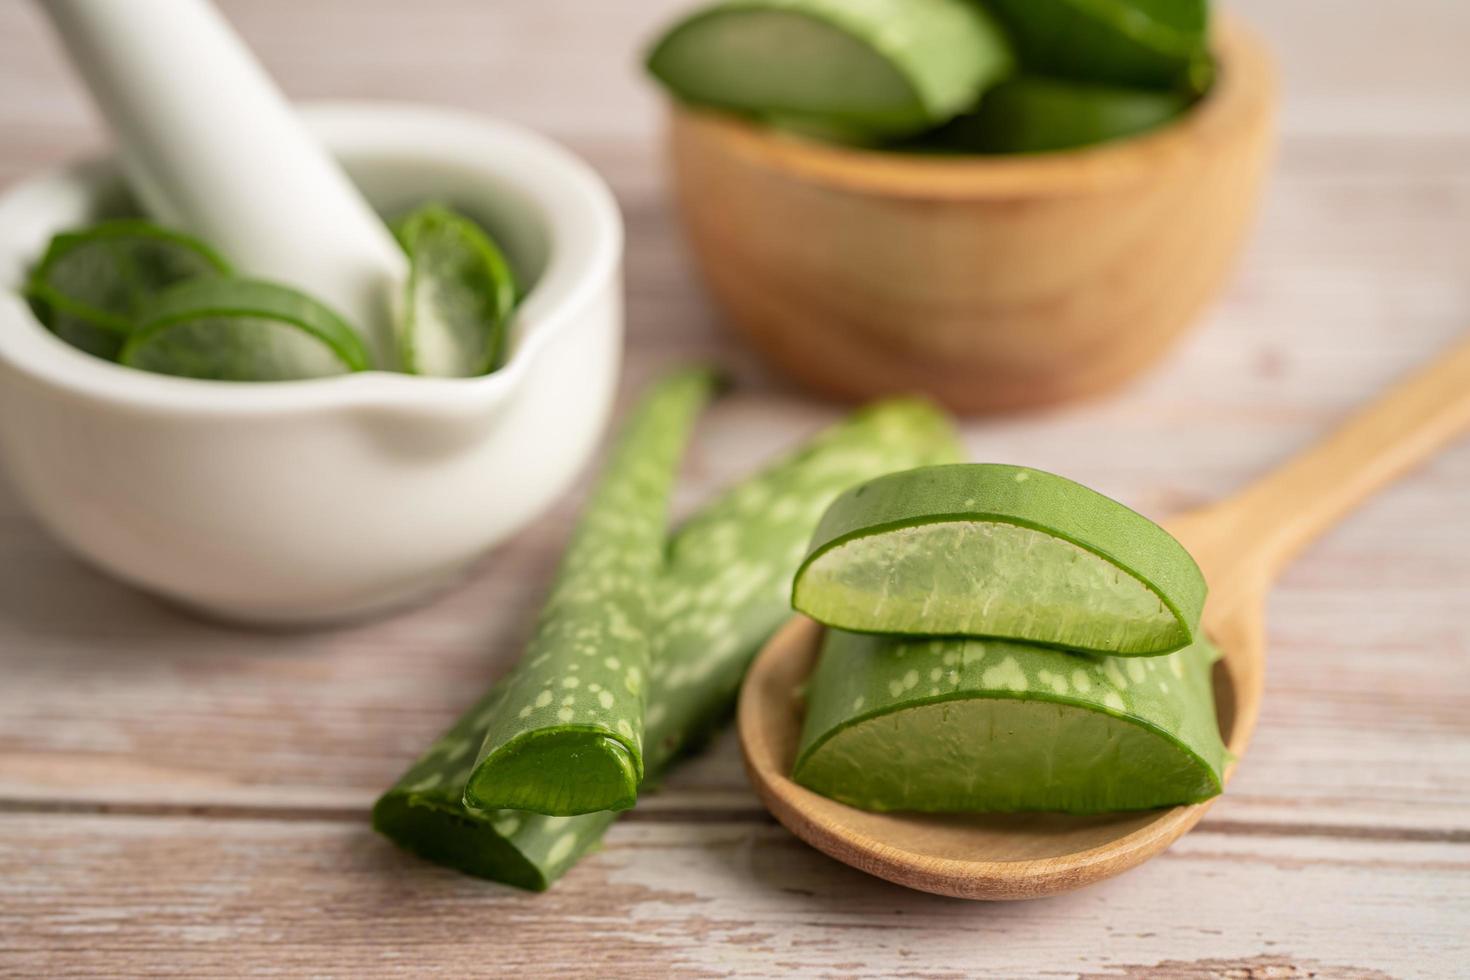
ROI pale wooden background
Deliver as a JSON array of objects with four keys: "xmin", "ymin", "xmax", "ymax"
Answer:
[{"xmin": 0, "ymin": 1, "xmax": 1467, "ymax": 977}]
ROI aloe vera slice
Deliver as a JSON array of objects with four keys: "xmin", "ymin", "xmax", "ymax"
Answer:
[
  {"xmin": 120, "ymin": 278, "xmax": 372, "ymax": 380},
  {"xmin": 25, "ymin": 220, "xmax": 229, "ymax": 361},
  {"xmin": 392, "ymin": 203, "xmax": 516, "ymax": 377},
  {"xmin": 794, "ymin": 629, "xmax": 1227, "ymax": 813},
  {"xmin": 646, "ymin": 0, "xmax": 1013, "ymax": 138},
  {"xmin": 462, "ymin": 369, "xmax": 718, "ymax": 815},
  {"xmin": 793, "ymin": 463, "xmax": 1205, "ymax": 656},
  {"xmin": 986, "ymin": 0, "xmax": 1211, "ymax": 92},
  {"xmin": 921, "ymin": 76, "xmax": 1193, "ymax": 154},
  {"xmin": 372, "ymin": 397, "xmax": 963, "ymax": 889}
]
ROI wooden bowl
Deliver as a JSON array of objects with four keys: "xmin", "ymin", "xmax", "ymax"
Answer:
[{"xmin": 666, "ymin": 19, "xmax": 1276, "ymax": 414}]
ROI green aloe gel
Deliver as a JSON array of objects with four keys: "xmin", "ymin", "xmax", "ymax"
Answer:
[
  {"xmin": 792, "ymin": 464, "xmax": 1206, "ymax": 656},
  {"xmin": 372, "ymin": 397, "xmax": 963, "ymax": 889},
  {"xmin": 392, "ymin": 202, "xmax": 517, "ymax": 377},
  {"xmin": 122, "ymin": 277, "xmax": 372, "ymax": 380},
  {"xmin": 25, "ymin": 220, "xmax": 230, "ymax": 361},
  {"xmin": 647, "ymin": 0, "xmax": 1013, "ymax": 139},
  {"xmin": 463, "ymin": 369, "xmax": 717, "ymax": 816},
  {"xmin": 793, "ymin": 629, "xmax": 1228, "ymax": 813}
]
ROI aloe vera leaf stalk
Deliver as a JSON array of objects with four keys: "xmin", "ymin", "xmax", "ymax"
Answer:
[
  {"xmin": 372, "ymin": 398, "xmax": 963, "ymax": 889},
  {"xmin": 793, "ymin": 630, "xmax": 1228, "ymax": 813},
  {"xmin": 647, "ymin": 0, "xmax": 1013, "ymax": 138},
  {"xmin": 792, "ymin": 463, "xmax": 1206, "ymax": 656},
  {"xmin": 462, "ymin": 368, "xmax": 718, "ymax": 815}
]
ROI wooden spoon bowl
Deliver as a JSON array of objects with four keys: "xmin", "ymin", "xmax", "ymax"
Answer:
[{"xmin": 739, "ymin": 337, "xmax": 1470, "ymax": 899}]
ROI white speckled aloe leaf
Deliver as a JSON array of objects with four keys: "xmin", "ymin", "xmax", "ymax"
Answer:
[
  {"xmin": 792, "ymin": 464, "xmax": 1206, "ymax": 656},
  {"xmin": 372, "ymin": 397, "xmax": 963, "ymax": 890},
  {"xmin": 121, "ymin": 278, "xmax": 372, "ymax": 380},
  {"xmin": 646, "ymin": 0, "xmax": 1013, "ymax": 137},
  {"xmin": 392, "ymin": 203, "xmax": 516, "ymax": 377},
  {"xmin": 985, "ymin": 0, "xmax": 1212, "ymax": 92},
  {"xmin": 462, "ymin": 368, "xmax": 718, "ymax": 816},
  {"xmin": 793, "ymin": 629, "xmax": 1228, "ymax": 813},
  {"xmin": 25, "ymin": 220, "xmax": 229, "ymax": 361}
]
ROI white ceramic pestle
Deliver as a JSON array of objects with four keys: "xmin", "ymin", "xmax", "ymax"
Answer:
[{"xmin": 37, "ymin": 0, "xmax": 407, "ymax": 365}]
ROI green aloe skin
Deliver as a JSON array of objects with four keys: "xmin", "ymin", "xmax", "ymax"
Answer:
[
  {"xmin": 793, "ymin": 464, "xmax": 1206, "ymax": 656},
  {"xmin": 26, "ymin": 205, "xmax": 517, "ymax": 381},
  {"xmin": 647, "ymin": 0, "xmax": 1013, "ymax": 138},
  {"xmin": 463, "ymin": 369, "xmax": 718, "ymax": 815},
  {"xmin": 647, "ymin": 0, "xmax": 1212, "ymax": 154},
  {"xmin": 372, "ymin": 397, "xmax": 964, "ymax": 890},
  {"xmin": 794, "ymin": 629, "xmax": 1228, "ymax": 813},
  {"xmin": 25, "ymin": 220, "xmax": 230, "ymax": 361}
]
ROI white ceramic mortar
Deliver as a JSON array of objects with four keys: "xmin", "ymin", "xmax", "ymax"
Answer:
[{"xmin": 0, "ymin": 103, "xmax": 623, "ymax": 624}]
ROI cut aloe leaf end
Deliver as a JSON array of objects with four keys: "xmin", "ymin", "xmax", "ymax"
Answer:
[
  {"xmin": 647, "ymin": 0, "xmax": 1014, "ymax": 138},
  {"xmin": 25, "ymin": 219, "xmax": 230, "ymax": 361},
  {"xmin": 793, "ymin": 629, "xmax": 1227, "ymax": 813},
  {"xmin": 462, "ymin": 369, "xmax": 718, "ymax": 816},
  {"xmin": 793, "ymin": 463, "xmax": 1206, "ymax": 656},
  {"xmin": 986, "ymin": 0, "xmax": 1212, "ymax": 92},
  {"xmin": 392, "ymin": 203, "xmax": 517, "ymax": 378},
  {"xmin": 374, "ymin": 395, "xmax": 964, "ymax": 889},
  {"xmin": 121, "ymin": 278, "xmax": 373, "ymax": 381},
  {"xmin": 918, "ymin": 76, "xmax": 1194, "ymax": 154}
]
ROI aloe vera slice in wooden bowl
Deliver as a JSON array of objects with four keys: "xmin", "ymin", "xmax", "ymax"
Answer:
[
  {"xmin": 25, "ymin": 220, "xmax": 230, "ymax": 361},
  {"xmin": 792, "ymin": 464, "xmax": 1205, "ymax": 656},
  {"xmin": 646, "ymin": 0, "xmax": 1013, "ymax": 138},
  {"xmin": 120, "ymin": 278, "xmax": 372, "ymax": 380},
  {"xmin": 920, "ymin": 76, "xmax": 1194, "ymax": 154},
  {"xmin": 462, "ymin": 369, "xmax": 718, "ymax": 816},
  {"xmin": 392, "ymin": 203, "xmax": 516, "ymax": 377},
  {"xmin": 792, "ymin": 628, "xmax": 1228, "ymax": 813},
  {"xmin": 372, "ymin": 397, "xmax": 963, "ymax": 889},
  {"xmin": 986, "ymin": 0, "xmax": 1212, "ymax": 92}
]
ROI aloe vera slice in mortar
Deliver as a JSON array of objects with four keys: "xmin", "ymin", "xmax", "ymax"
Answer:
[
  {"xmin": 25, "ymin": 220, "xmax": 230, "ymax": 360},
  {"xmin": 120, "ymin": 278, "xmax": 372, "ymax": 380},
  {"xmin": 986, "ymin": 0, "xmax": 1212, "ymax": 92},
  {"xmin": 793, "ymin": 463, "xmax": 1205, "ymax": 656},
  {"xmin": 793, "ymin": 629, "xmax": 1228, "ymax": 813},
  {"xmin": 646, "ymin": 0, "xmax": 1013, "ymax": 138},
  {"xmin": 392, "ymin": 203, "xmax": 516, "ymax": 377},
  {"xmin": 920, "ymin": 76, "xmax": 1193, "ymax": 154},
  {"xmin": 462, "ymin": 369, "xmax": 718, "ymax": 815},
  {"xmin": 372, "ymin": 397, "xmax": 963, "ymax": 889}
]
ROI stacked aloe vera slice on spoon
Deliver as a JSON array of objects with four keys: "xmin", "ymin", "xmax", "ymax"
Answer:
[
  {"xmin": 374, "ymin": 377, "xmax": 965, "ymax": 889},
  {"xmin": 647, "ymin": 0, "xmax": 1213, "ymax": 153},
  {"xmin": 25, "ymin": 203, "xmax": 516, "ymax": 381},
  {"xmin": 788, "ymin": 463, "xmax": 1228, "ymax": 814}
]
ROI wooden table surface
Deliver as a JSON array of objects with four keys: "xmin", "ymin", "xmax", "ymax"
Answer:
[{"xmin": 1, "ymin": 1, "xmax": 1466, "ymax": 977}]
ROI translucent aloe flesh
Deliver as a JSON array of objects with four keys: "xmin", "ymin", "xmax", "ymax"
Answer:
[
  {"xmin": 392, "ymin": 203, "xmax": 516, "ymax": 377},
  {"xmin": 646, "ymin": 0, "xmax": 1013, "ymax": 137},
  {"xmin": 25, "ymin": 220, "xmax": 229, "ymax": 361},
  {"xmin": 462, "ymin": 369, "xmax": 717, "ymax": 815},
  {"xmin": 372, "ymin": 398, "xmax": 963, "ymax": 889},
  {"xmin": 793, "ymin": 464, "xmax": 1205, "ymax": 656},
  {"xmin": 921, "ymin": 76, "xmax": 1193, "ymax": 154},
  {"xmin": 985, "ymin": 0, "xmax": 1211, "ymax": 92},
  {"xmin": 121, "ymin": 278, "xmax": 371, "ymax": 380},
  {"xmin": 794, "ymin": 629, "xmax": 1228, "ymax": 813}
]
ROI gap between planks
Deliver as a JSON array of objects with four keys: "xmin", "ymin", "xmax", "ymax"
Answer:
[{"xmin": 1, "ymin": 796, "xmax": 1466, "ymax": 846}]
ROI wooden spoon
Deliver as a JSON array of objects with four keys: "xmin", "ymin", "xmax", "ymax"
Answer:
[{"xmin": 739, "ymin": 335, "xmax": 1470, "ymax": 900}]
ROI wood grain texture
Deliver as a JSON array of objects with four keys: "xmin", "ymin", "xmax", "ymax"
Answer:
[{"xmin": 0, "ymin": 0, "xmax": 1467, "ymax": 976}]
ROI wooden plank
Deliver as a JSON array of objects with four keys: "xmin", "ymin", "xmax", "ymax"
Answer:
[{"xmin": 0, "ymin": 812, "xmax": 1463, "ymax": 978}]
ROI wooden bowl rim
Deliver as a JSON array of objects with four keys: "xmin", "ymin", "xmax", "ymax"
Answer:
[{"xmin": 667, "ymin": 15, "xmax": 1276, "ymax": 200}]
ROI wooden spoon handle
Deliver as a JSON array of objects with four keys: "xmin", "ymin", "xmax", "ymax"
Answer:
[{"xmin": 1177, "ymin": 334, "xmax": 1470, "ymax": 613}]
